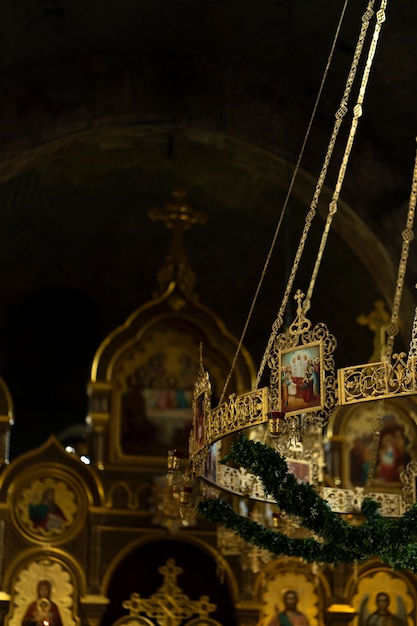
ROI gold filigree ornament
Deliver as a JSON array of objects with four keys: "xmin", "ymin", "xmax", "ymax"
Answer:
[
  {"xmin": 267, "ymin": 289, "xmax": 337, "ymax": 438},
  {"xmin": 183, "ymin": 0, "xmax": 417, "ymax": 473},
  {"xmin": 166, "ymin": 2, "xmax": 417, "ymax": 577},
  {"xmin": 187, "ymin": 344, "xmax": 213, "ymax": 478}
]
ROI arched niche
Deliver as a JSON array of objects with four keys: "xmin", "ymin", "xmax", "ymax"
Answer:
[
  {"xmin": 324, "ymin": 397, "xmax": 417, "ymax": 492},
  {"xmin": 87, "ymin": 277, "xmax": 256, "ymax": 466},
  {"xmin": 101, "ymin": 538, "xmax": 238, "ymax": 626}
]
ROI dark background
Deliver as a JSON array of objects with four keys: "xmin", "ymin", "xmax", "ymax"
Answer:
[{"xmin": 0, "ymin": 0, "xmax": 415, "ymax": 458}]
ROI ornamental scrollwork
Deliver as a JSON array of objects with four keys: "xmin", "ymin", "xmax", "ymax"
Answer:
[
  {"xmin": 322, "ymin": 486, "xmax": 402, "ymax": 517},
  {"xmin": 208, "ymin": 388, "xmax": 269, "ymax": 445},
  {"xmin": 400, "ymin": 460, "xmax": 417, "ymax": 512},
  {"xmin": 339, "ymin": 354, "xmax": 417, "ymax": 405},
  {"xmin": 268, "ymin": 290, "xmax": 337, "ymax": 434}
]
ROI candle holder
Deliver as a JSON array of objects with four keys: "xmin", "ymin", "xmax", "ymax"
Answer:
[
  {"xmin": 167, "ymin": 449, "xmax": 181, "ymax": 471},
  {"xmin": 268, "ymin": 411, "xmax": 285, "ymax": 437}
]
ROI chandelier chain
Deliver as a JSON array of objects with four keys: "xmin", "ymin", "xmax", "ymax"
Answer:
[
  {"xmin": 305, "ymin": 0, "xmax": 387, "ymax": 309},
  {"xmin": 363, "ymin": 400, "xmax": 384, "ymax": 490},
  {"xmin": 255, "ymin": 0, "xmax": 378, "ymax": 389},
  {"xmin": 218, "ymin": 0, "xmax": 351, "ymax": 405}
]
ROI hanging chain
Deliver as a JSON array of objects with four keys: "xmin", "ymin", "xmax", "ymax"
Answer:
[
  {"xmin": 362, "ymin": 141, "xmax": 417, "ymax": 487},
  {"xmin": 363, "ymin": 400, "xmax": 384, "ymax": 490},
  {"xmin": 407, "ymin": 290, "xmax": 417, "ymax": 362},
  {"xmin": 255, "ymin": 0, "xmax": 379, "ymax": 389},
  {"xmin": 385, "ymin": 141, "xmax": 417, "ymax": 360},
  {"xmin": 218, "ymin": 0, "xmax": 351, "ymax": 405},
  {"xmin": 305, "ymin": 1, "xmax": 387, "ymax": 311}
]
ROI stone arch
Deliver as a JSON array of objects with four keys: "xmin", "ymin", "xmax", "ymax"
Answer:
[{"xmin": 0, "ymin": 124, "xmax": 403, "ymax": 320}]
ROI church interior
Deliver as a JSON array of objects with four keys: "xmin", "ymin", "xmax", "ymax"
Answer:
[{"xmin": 0, "ymin": 0, "xmax": 416, "ymax": 625}]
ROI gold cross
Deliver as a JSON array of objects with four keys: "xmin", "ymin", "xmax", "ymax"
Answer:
[
  {"xmin": 148, "ymin": 190, "xmax": 207, "ymax": 298},
  {"xmin": 357, "ymin": 300, "xmax": 390, "ymax": 362},
  {"xmin": 122, "ymin": 559, "xmax": 217, "ymax": 626},
  {"xmin": 148, "ymin": 189, "xmax": 207, "ymax": 264}
]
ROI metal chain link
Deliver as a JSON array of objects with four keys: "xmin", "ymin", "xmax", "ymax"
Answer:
[
  {"xmin": 256, "ymin": 0, "xmax": 379, "ymax": 388},
  {"xmin": 386, "ymin": 141, "xmax": 417, "ymax": 360},
  {"xmin": 305, "ymin": 1, "xmax": 387, "ymax": 309}
]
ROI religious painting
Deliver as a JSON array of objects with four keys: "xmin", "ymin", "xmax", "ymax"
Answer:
[
  {"xmin": 194, "ymin": 392, "xmax": 205, "ymax": 451},
  {"xmin": 340, "ymin": 400, "xmax": 417, "ymax": 490},
  {"xmin": 203, "ymin": 441, "xmax": 220, "ymax": 483},
  {"xmin": 191, "ymin": 364, "xmax": 212, "ymax": 458},
  {"xmin": 21, "ymin": 580, "xmax": 63, "ymax": 626},
  {"xmin": 350, "ymin": 569, "xmax": 415, "ymax": 626},
  {"xmin": 15, "ymin": 478, "xmax": 77, "ymax": 541},
  {"xmin": 278, "ymin": 342, "xmax": 323, "ymax": 417},
  {"xmin": 287, "ymin": 459, "xmax": 310, "ymax": 484},
  {"xmin": 9, "ymin": 559, "xmax": 76, "ymax": 626},
  {"xmin": 115, "ymin": 326, "xmax": 224, "ymax": 456},
  {"xmin": 259, "ymin": 565, "xmax": 321, "ymax": 626}
]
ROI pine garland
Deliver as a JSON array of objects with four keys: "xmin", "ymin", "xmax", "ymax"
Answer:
[{"xmin": 197, "ymin": 435, "xmax": 417, "ymax": 572}]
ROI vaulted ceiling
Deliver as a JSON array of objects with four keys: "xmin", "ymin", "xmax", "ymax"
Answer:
[{"xmin": 0, "ymin": 0, "xmax": 416, "ymax": 457}]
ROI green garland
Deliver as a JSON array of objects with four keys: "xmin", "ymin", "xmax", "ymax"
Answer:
[{"xmin": 197, "ymin": 435, "xmax": 417, "ymax": 572}]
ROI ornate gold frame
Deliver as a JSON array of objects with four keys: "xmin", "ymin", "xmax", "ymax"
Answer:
[
  {"xmin": 349, "ymin": 566, "xmax": 417, "ymax": 626},
  {"xmin": 326, "ymin": 398, "xmax": 417, "ymax": 493},
  {"xmin": 192, "ymin": 367, "xmax": 211, "ymax": 456},
  {"xmin": 268, "ymin": 291, "xmax": 337, "ymax": 432},
  {"xmin": 277, "ymin": 340, "xmax": 324, "ymax": 417},
  {"xmin": 9, "ymin": 466, "xmax": 87, "ymax": 545},
  {"xmin": 256, "ymin": 558, "xmax": 328, "ymax": 626}
]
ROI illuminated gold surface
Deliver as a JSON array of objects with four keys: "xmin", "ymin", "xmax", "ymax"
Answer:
[
  {"xmin": 9, "ymin": 461, "xmax": 88, "ymax": 546},
  {"xmin": 350, "ymin": 568, "xmax": 414, "ymax": 626},
  {"xmin": 148, "ymin": 190, "xmax": 207, "ymax": 299},
  {"xmin": 9, "ymin": 559, "xmax": 77, "ymax": 626},
  {"xmin": 338, "ymin": 354, "xmax": 417, "ymax": 405}
]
